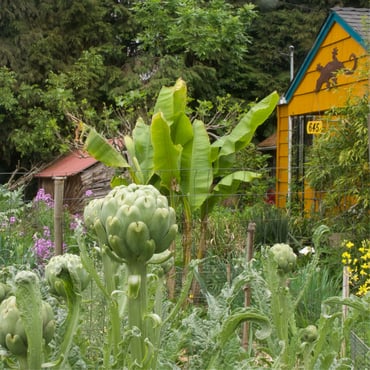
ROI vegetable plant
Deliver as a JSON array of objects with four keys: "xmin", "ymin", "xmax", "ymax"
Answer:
[
  {"xmin": 0, "ymin": 271, "xmax": 55, "ymax": 370},
  {"xmin": 82, "ymin": 183, "xmax": 178, "ymax": 368}
]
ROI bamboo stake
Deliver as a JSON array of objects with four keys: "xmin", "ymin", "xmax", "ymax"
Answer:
[
  {"xmin": 53, "ymin": 177, "xmax": 66, "ymax": 255},
  {"xmin": 243, "ymin": 222, "xmax": 256, "ymax": 350}
]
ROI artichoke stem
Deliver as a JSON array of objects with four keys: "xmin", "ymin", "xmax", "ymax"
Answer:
[
  {"xmin": 102, "ymin": 253, "xmax": 121, "ymax": 367},
  {"xmin": 127, "ymin": 262, "xmax": 148, "ymax": 366},
  {"xmin": 56, "ymin": 291, "xmax": 81, "ymax": 369}
]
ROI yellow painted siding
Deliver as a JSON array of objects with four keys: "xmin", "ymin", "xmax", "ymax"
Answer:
[{"xmin": 276, "ymin": 19, "xmax": 369, "ymax": 210}]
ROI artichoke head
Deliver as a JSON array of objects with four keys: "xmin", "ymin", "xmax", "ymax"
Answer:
[
  {"xmin": 301, "ymin": 324, "xmax": 318, "ymax": 343},
  {"xmin": 45, "ymin": 253, "xmax": 91, "ymax": 298},
  {"xmin": 269, "ymin": 243, "xmax": 297, "ymax": 274},
  {"xmin": 0, "ymin": 296, "xmax": 55, "ymax": 356},
  {"xmin": 84, "ymin": 184, "xmax": 177, "ymax": 264}
]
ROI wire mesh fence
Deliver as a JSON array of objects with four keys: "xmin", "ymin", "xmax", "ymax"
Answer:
[{"xmin": 350, "ymin": 331, "xmax": 370, "ymax": 369}]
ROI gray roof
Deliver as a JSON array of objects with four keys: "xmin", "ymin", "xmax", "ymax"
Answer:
[{"xmin": 333, "ymin": 7, "xmax": 370, "ymax": 40}]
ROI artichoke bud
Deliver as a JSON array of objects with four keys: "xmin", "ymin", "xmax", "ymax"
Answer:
[
  {"xmin": 269, "ymin": 243, "xmax": 297, "ymax": 274},
  {"xmin": 85, "ymin": 184, "xmax": 177, "ymax": 265},
  {"xmin": 302, "ymin": 325, "xmax": 318, "ymax": 343},
  {"xmin": 156, "ymin": 224, "xmax": 178, "ymax": 254},
  {"xmin": 108, "ymin": 234, "xmax": 130, "ymax": 260},
  {"xmin": 128, "ymin": 275, "xmax": 141, "ymax": 299},
  {"xmin": 148, "ymin": 208, "xmax": 171, "ymax": 243},
  {"xmin": 100, "ymin": 196, "xmax": 119, "ymax": 224},
  {"xmin": 105, "ymin": 216, "xmax": 124, "ymax": 240},
  {"xmin": 156, "ymin": 195, "xmax": 168, "ymax": 209},
  {"xmin": 93, "ymin": 219, "xmax": 108, "ymax": 246},
  {"xmin": 137, "ymin": 240, "xmax": 156, "ymax": 263},
  {"xmin": 6, "ymin": 333, "xmax": 27, "ymax": 356},
  {"xmin": 126, "ymin": 222, "xmax": 152, "ymax": 260},
  {"xmin": 45, "ymin": 254, "xmax": 90, "ymax": 297},
  {"xmin": 84, "ymin": 198, "xmax": 103, "ymax": 228},
  {"xmin": 0, "ymin": 296, "xmax": 55, "ymax": 356},
  {"xmin": 134, "ymin": 195, "xmax": 156, "ymax": 222}
]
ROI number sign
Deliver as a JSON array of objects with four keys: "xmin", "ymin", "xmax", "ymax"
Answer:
[{"xmin": 307, "ymin": 120, "xmax": 323, "ymax": 134}]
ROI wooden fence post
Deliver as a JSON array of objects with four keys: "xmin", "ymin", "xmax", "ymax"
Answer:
[
  {"xmin": 53, "ymin": 176, "xmax": 66, "ymax": 255},
  {"xmin": 243, "ymin": 222, "xmax": 256, "ymax": 350}
]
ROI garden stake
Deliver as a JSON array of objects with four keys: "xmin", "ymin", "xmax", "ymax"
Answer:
[{"xmin": 243, "ymin": 221, "xmax": 256, "ymax": 350}]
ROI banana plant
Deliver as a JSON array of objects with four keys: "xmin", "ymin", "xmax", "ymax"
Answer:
[{"xmin": 82, "ymin": 79, "xmax": 279, "ymax": 266}]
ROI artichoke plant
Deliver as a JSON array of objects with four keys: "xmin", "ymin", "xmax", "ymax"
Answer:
[
  {"xmin": 45, "ymin": 253, "xmax": 90, "ymax": 370},
  {"xmin": 0, "ymin": 271, "xmax": 55, "ymax": 370},
  {"xmin": 45, "ymin": 253, "xmax": 90, "ymax": 297},
  {"xmin": 83, "ymin": 184, "xmax": 178, "ymax": 368},
  {"xmin": 0, "ymin": 296, "xmax": 55, "ymax": 357}
]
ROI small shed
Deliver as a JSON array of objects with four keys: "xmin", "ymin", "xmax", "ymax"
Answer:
[
  {"xmin": 275, "ymin": 7, "xmax": 369, "ymax": 211},
  {"xmin": 35, "ymin": 149, "xmax": 116, "ymax": 213}
]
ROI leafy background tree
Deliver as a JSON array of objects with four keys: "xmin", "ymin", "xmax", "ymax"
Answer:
[
  {"xmin": 0, "ymin": 0, "xmax": 368, "ymax": 173},
  {"xmin": 305, "ymin": 94, "xmax": 370, "ymax": 237}
]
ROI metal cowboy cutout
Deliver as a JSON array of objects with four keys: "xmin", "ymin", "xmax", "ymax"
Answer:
[{"xmin": 315, "ymin": 47, "xmax": 357, "ymax": 92}]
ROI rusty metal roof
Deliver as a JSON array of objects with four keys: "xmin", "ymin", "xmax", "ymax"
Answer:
[
  {"xmin": 258, "ymin": 132, "xmax": 276, "ymax": 150},
  {"xmin": 35, "ymin": 150, "xmax": 98, "ymax": 178}
]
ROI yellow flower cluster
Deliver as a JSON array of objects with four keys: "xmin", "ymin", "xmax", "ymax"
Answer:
[{"xmin": 341, "ymin": 239, "xmax": 370, "ymax": 296}]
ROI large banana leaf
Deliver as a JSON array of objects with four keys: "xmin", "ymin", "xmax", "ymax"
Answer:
[
  {"xmin": 84, "ymin": 127, "xmax": 129, "ymax": 168},
  {"xmin": 181, "ymin": 119, "xmax": 212, "ymax": 211},
  {"xmin": 131, "ymin": 119, "xmax": 154, "ymax": 184},
  {"xmin": 151, "ymin": 112, "xmax": 182, "ymax": 191},
  {"xmin": 211, "ymin": 91, "xmax": 279, "ymax": 166},
  {"xmin": 153, "ymin": 78, "xmax": 187, "ymax": 125},
  {"xmin": 201, "ymin": 170, "xmax": 261, "ymax": 217}
]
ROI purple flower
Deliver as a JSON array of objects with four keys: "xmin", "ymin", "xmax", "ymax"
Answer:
[
  {"xmin": 32, "ymin": 233, "xmax": 54, "ymax": 261},
  {"xmin": 9, "ymin": 216, "xmax": 16, "ymax": 224},
  {"xmin": 35, "ymin": 188, "xmax": 54, "ymax": 208},
  {"xmin": 85, "ymin": 189, "xmax": 93, "ymax": 197},
  {"xmin": 43, "ymin": 226, "xmax": 51, "ymax": 238},
  {"xmin": 69, "ymin": 214, "xmax": 82, "ymax": 231}
]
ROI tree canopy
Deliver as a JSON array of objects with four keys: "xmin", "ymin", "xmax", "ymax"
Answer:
[{"xmin": 0, "ymin": 0, "xmax": 367, "ymax": 171}]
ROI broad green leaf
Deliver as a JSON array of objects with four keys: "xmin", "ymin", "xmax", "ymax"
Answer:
[
  {"xmin": 172, "ymin": 113, "xmax": 193, "ymax": 147},
  {"xmin": 219, "ymin": 308, "xmax": 271, "ymax": 344},
  {"xmin": 124, "ymin": 135, "xmax": 144, "ymax": 184},
  {"xmin": 132, "ymin": 119, "xmax": 154, "ymax": 183},
  {"xmin": 213, "ymin": 170, "xmax": 261, "ymax": 194},
  {"xmin": 181, "ymin": 119, "xmax": 212, "ymax": 211},
  {"xmin": 151, "ymin": 112, "xmax": 182, "ymax": 191},
  {"xmin": 202, "ymin": 171, "xmax": 261, "ymax": 217},
  {"xmin": 84, "ymin": 127, "xmax": 129, "ymax": 168},
  {"xmin": 212, "ymin": 91, "xmax": 279, "ymax": 159},
  {"xmin": 153, "ymin": 78, "xmax": 187, "ymax": 124}
]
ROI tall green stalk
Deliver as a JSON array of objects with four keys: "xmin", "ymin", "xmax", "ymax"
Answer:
[{"xmin": 45, "ymin": 254, "xmax": 90, "ymax": 369}]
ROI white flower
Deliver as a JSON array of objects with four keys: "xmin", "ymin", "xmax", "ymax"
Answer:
[{"xmin": 299, "ymin": 246, "xmax": 315, "ymax": 256}]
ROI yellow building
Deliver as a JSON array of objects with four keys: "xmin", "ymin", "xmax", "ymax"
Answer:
[{"xmin": 276, "ymin": 7, "xmax": 369, "ymax": 212}]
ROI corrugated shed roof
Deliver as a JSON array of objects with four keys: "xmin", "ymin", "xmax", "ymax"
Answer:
[
  {"xmin": 258, "ymin": 132, "xmax": 276, "ymax": 150},
  {"xmin": 333, "ymin": 7, "xmax": 370, "ymax": 40},
  {"xmin": 35, "ymin": 150, "xmax": 98, "ymax": 178}
]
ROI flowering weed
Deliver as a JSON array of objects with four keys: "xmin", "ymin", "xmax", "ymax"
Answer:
[{"xmin": 341, "ymin": 239, "xmax": 370, "ymax": 296}]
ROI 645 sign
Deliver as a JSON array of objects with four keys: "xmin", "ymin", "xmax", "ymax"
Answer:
[{"xmin": 307, "ymin": 120, "xmax": 323, "ymax": 134}]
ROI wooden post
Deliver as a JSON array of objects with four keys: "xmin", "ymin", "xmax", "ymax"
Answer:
[
  {"xmin": 243, "ymin": 222, "xmax": 256, "ymax": 350},
  {"xmin": 53, "ymin": 177, "xmax": 66, "ymax": 255},
  {"xmin": 341, "ymin": 265, "xmax": 350, "ymax": 356}
]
